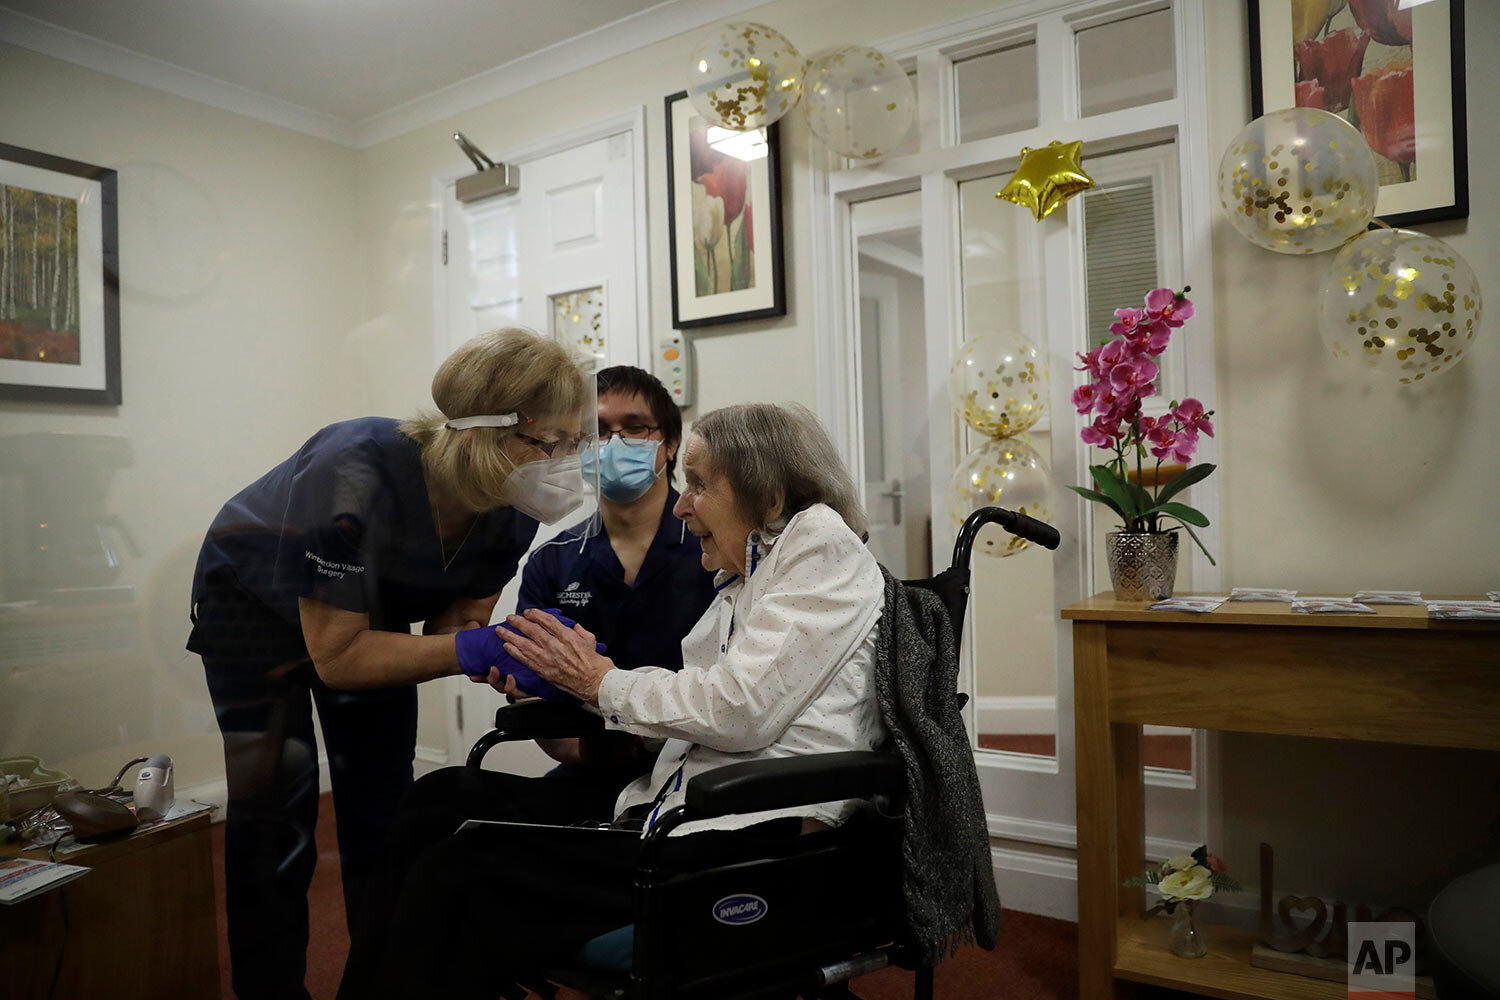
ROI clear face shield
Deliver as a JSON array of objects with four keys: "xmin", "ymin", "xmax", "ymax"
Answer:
[
  {"xmin": 491, "ymin": 353, "xmax": 601, "ymax": 538},
  {"xmin": 442, "ymin": 351, "xmax": 601, "ymax": 537}
]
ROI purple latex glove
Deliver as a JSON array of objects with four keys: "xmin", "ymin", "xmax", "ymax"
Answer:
[{"xmin": 453, "ymin": 608, "xmax": 605, "ymax": 701}]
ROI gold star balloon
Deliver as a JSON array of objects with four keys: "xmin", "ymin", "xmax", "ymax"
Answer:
[{"xmin": 997, "ymin": 140, "xmax": 1095, "ymax": 221}]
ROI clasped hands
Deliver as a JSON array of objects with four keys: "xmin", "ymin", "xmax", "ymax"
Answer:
[{"xmin": 454, "ymin": 609, "xmax": 614, "ymax": 705}]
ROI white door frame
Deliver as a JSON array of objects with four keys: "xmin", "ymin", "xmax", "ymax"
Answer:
[
  {"xmin": 810, "ymin": 0, "xmax": 1223, "ymax": 919},
  {"xmin": 427, "ymin": 108, "xmax": 651, "ymax": 769}
]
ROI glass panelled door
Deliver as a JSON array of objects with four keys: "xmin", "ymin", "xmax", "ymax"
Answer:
[{"xmin": 853, "ymin": 192, "xmax": 932, "ymax": 580}]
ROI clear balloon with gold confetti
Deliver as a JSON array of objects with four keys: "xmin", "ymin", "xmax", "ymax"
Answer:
[
  {"xmin": 686, "ymin": 23, "xmax": 804, "ymax": 130},
  {"xmin": 803, "ymin": 46, "xmax": 915, "ymax": 160},
  {"xmin": 947, "ymin": 436, "xmax": 1054, "ymax": 558},
  {"xmin": 948, "ymin": 333, "xmax": 1048, "ymax": 439},
  {"xmin": 1319, "ymin": 228, "xmax": 1483, "ymax": 384},
  {"xmin": 1218, "ymin": 107, "xmax": 1379, "ymax": 255}
]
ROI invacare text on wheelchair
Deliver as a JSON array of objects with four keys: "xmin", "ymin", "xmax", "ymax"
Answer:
[{"xmin": 465, "ymin": 505, "xmax": 1060, "ymax": 1000}]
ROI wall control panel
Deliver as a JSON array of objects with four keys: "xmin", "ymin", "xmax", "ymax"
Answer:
[{"xmin": 654, "ymin": 332, "xmax": 693, "ymax": 408}]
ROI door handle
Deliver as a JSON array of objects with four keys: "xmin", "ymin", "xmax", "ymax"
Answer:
[{"xmin": 881, "ymin": 479, "xmax": 905, "ymax": 526}]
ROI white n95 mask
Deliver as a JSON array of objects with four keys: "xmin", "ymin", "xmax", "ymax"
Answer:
[{"xmin": 501, "ymin": 454, "xmax": 587, "ymax": 525}]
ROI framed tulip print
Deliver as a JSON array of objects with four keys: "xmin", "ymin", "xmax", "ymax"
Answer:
[
  {"xmin": 0, "ymin": 143, "xmax": 121, "ymax": 404},
  {"xmin": 1248, "ymin": 0, "xmax": 1468, "ymax": 226},
  {"xmin": 665, "ymin": 91, "xmax": 786, "ymax": 329}
]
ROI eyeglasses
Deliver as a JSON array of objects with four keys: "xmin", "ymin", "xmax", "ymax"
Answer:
[
  {"xmin": 597, "ymin": 422, "xmax": 661, "ymax": 443},
  {"xmin": 516, "ymin": 432, "xmax": 582, "ymax": 458}
]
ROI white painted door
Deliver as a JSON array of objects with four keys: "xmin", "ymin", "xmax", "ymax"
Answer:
[
  {"xmin": 436, "ymin": 121, "xmax": 646, "ymax": 771},
  {"xmin": 439, "ymin": 131, "xmax": 644, "ymax": 368}
]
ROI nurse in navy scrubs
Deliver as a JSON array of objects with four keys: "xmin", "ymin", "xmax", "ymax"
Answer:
[
  {"xmin": 187, "ymin": 328, "xmax": 595, "ymax": 1000},
  {"xmin": 515, "ymin": 366, "xmax": 716, "ymax": 790}
]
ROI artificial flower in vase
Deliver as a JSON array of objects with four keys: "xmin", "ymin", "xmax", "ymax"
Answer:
[
  {"xmin": 1124, "ymin": 846, "xmax": 1243, "ymax": 959},
  {"xmin": 1068, "ymin": 286, "xmax": 1216, "ymax": 601}
]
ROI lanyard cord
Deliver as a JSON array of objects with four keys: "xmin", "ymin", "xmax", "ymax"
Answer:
[{"xmin": 645, "ymin": 755, "xmax": 688, "ymax": 830}]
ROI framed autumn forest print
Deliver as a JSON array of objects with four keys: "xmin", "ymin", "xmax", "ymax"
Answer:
[{"xmin": 0, "ymin": 143, "xmax": 120, "ymax": 404}]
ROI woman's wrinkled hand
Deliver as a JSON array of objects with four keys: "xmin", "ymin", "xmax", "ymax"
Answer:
[{"xmin": 501, "ymin": 609, "xmax": 614, "ymax": 705}]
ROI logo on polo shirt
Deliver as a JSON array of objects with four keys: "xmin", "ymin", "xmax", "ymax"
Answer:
[{"xmin": 558, "ymin": 581, "xmax": 591, "ymax": 607}]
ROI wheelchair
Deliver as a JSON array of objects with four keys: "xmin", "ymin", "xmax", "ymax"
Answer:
[{"xmin": 465, "ymin": 506, "xmax": 1060, "ymax": 1000}]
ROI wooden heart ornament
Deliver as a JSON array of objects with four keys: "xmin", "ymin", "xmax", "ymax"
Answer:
[{"xmin": 1274, "ymin": 895, "xmax": 1329, "ymax": 952}]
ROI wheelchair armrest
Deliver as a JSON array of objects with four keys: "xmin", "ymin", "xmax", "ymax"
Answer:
[
  {"xmin": 683, "ymin": 751, "xmax": 902, "ymax": 820},
  {"xmin": 465, "ymin": 700, "xmax": 606, "ymax": 768},
  {"xmin": 490, "ymin": 699, "xmax": 606, "ymax": 739}
]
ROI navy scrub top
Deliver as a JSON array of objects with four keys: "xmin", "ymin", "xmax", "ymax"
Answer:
[
  {"xmin": 517, "ymin": 487, "xmax": 715, "ymax": 672},
  {"xmin": 188, "ymin": 417, "xmax": 539, "ymax": 659}
]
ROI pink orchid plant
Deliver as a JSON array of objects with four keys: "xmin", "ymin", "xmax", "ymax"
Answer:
[{"xmin": 1068, "ymin": 286, "xmax": 1216, "ymax": 564}]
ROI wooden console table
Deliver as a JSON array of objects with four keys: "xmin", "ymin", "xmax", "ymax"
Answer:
[
  {"xmin": 1, "ymin": 810, "xmax": 219, "ymax": 1000},
  {"xmin": 1063, "ymin": 594, "xmax": 1500, "ymax": 1000}
]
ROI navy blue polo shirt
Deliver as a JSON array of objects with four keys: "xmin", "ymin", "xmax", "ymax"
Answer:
[
  {"xmin": 517, "ymin": 488, "xmax": 715, "ymax": 672},
  {"xmin": 188, "ymin": 417, "xmax": 539, "ymax": 658}
]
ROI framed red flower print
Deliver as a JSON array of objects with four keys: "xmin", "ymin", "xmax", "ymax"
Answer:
[{"xmin": 1248, "ymin": 0, "xmax": 1468, "ymax": 226}]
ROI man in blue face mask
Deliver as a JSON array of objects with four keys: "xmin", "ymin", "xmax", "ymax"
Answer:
[{"xmin": 514, "ymin": 366, "xmax": 716, "ymax": 787}]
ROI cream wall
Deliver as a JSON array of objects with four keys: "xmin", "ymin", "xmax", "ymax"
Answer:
[
  {"xmin": 1206, "ymin": 5, "xmax": 1498, "ymax": 596},
  {"xmin": 1202, "ymin": 0, "xmax": 1500, "ymax": 906},
  {"xmin": 0, "ymin": 44, "xmax": 363, "ymax": 789}
]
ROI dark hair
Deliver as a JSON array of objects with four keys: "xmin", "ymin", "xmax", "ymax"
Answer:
[{"xmin": 596, "ymin": 365, "xmax": 684, "ymax": 481}]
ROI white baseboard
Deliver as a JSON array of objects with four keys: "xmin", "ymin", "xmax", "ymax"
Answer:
[
  {"xmin": 988, "ymin": 812, "xmax": 1197, "ymax": 859},
  {"xmin": 977, "ymin": 696, "xmax": 1056, "ymax": 736},
  {"xmin": 992, "ymin": 846, "xmax": 1078, "ymax": 921},
  {"xmin": 988, "ymin": 842, "xmax": 1248, "ymax": 927},
  {"xmin": 180, "ymin": 744, "xmax": 450, "ymax": 824},
  {"xmin": 976, "ymin": 696, "xmax": 1186, "ymax": 738}
]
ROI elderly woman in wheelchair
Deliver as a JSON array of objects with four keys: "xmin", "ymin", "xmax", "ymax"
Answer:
[{"xmin": 339, "ymin": 402, "xmax": 900, "ymax": 998}]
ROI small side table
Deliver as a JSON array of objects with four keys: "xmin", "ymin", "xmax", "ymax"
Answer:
[
  {"xmin": 1063, "ymin": 593, "xmax": 1500, "ymax": 1000},
  {"xmin": 1, "ymin": 810, "xmax": 220, "ymax": 1000}
]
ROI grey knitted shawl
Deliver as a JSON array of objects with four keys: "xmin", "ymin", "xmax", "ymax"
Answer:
[{"xmin": 873, "ymin": 565, "xmax": 1002, "ymax": 965}]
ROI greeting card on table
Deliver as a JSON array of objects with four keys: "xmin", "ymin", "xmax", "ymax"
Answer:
[
  {"xmin": 1150, "ymin": 597, "xmax": 1226, "ymax": 613},
  {"xmin": 1228, "ymin": 588, "xmax": 1296, "ymax": 602},
  {"xmin": 1354, "ymin": 590, "xmax": 1424, "ymax": 605},
  {"xmin": 1292, "ymin": 598, "xmax": 1375, "ymax": 614}
]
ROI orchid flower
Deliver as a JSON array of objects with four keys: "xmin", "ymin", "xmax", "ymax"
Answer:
[
  {"xmin": 1067, "ymin": 286, "xmax": 1215, "ymax": 564},
  {"xmin": 1173, "ymin": 398, "xmax": 1215, "ymax": 438},
  {"xmin": 1144, "ymin": 287, "xmax": 1195, "ymax": 328}
]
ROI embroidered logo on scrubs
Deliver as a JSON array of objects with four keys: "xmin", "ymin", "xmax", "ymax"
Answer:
[
  {"xmin": 712, "ymin": 894, "xmax": 768, "ymax": 926},
  {"xmin": 557, "ymin": 581, "xmax": 591, "ymax": 607}
]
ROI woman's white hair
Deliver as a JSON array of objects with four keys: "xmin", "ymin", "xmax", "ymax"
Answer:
[
  {"xmin": 691, "ymin": 402, "xmax": 867, "ymax": 539},
  {"xmin": 402, "ymin": 328, "xmax": 584, "ymax": 512}
]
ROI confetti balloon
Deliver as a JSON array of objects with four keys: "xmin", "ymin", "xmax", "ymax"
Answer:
[
  {"xmin": 686, "ymin": 23, "xmax": 804, "ymax": 130},
  {"xmin": 803, "ymin": 46, "xmax": 915, "ymax": 159},
  {"xmin": 948, "ymin": 436, "xmax": 1054, "ymax": 557},
  {"xmin": 1319, "ymin": 228, "xmax": 1483, "ymax": 384},
  {"xmin": 1218, "ymin": 107, "xmax": 1379, "ymax": 254},
  {"xmin": 949, "ymin": 334, "xmax": 1048, "ymax": 439}
]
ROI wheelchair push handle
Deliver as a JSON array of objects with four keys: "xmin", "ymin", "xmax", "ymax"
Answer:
[{"xmin": 951, "ymin": 506, "xmax": 1060, "ymax": 571}]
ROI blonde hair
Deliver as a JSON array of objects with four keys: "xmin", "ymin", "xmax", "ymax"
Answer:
[
  {"xmin": 402, "ymin": 328, "xmax": 585, "ymax": 511},
  {"xmin": 692, "ymin": 403, "xmax": 868, "ymax": 539}
]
